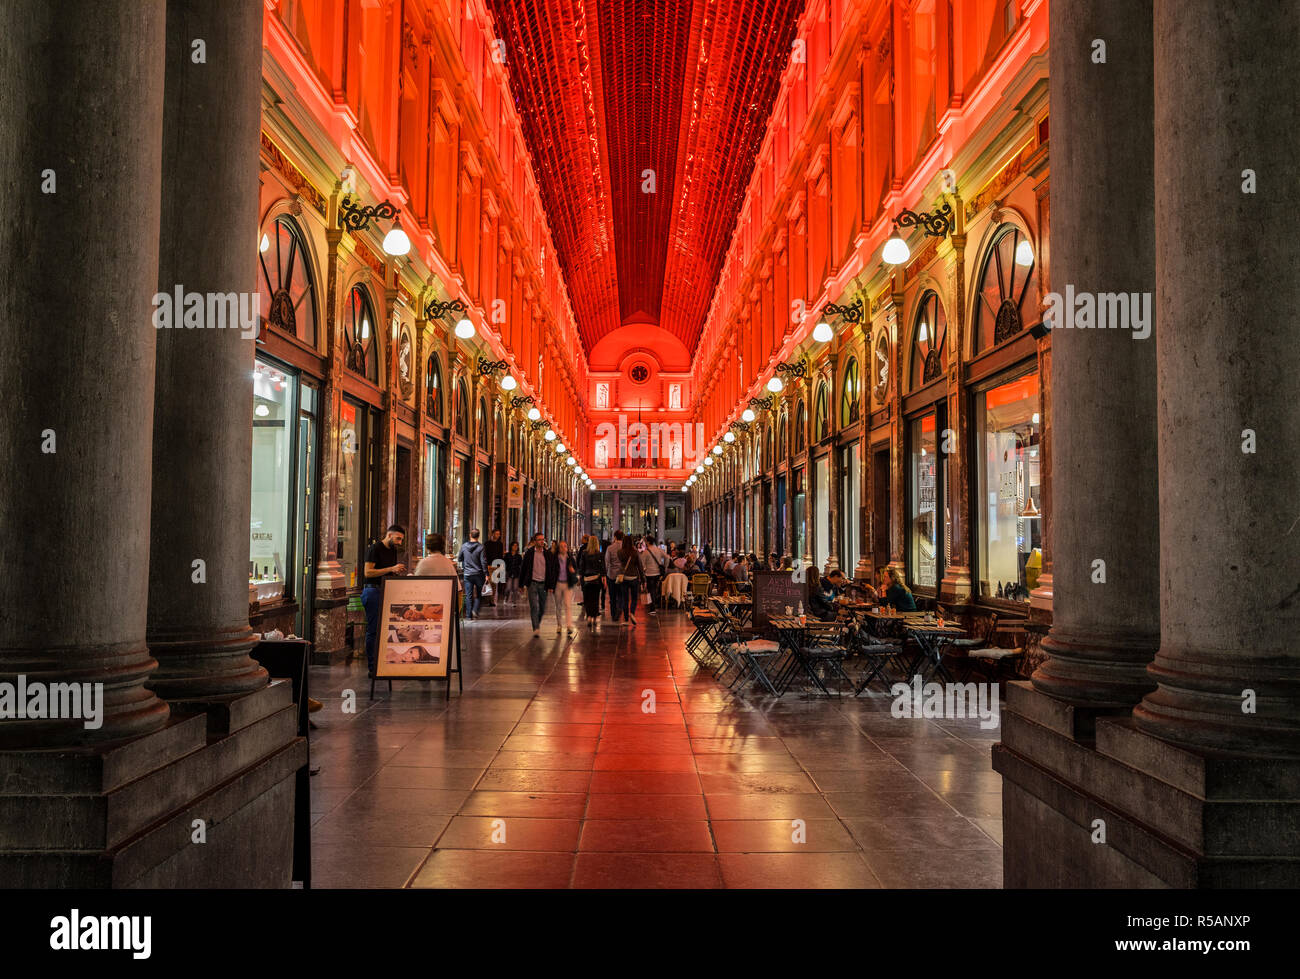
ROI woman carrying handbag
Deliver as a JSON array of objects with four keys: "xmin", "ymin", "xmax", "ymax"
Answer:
[{"xmin": 617, "ymin": 536, "xmax": 645, "ymax": 628}]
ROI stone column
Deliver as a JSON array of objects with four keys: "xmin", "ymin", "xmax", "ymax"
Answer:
[
  {"xmin": 826, "ymin": 352, "xmax": 841, "ymax": 573},
  {"xmin": 939, "ymin": 203, "xmax": 973, "ymax": 603},
  {"xmin": 0, "ymin": 0, "xmax": 171, "ymax": 744},
  {"xmin": 1134, "ymin": 0, "xmax": 1300, "ymax": 756},
  {"xmin": 1030, "ymin": 0, "xmax": 1160, "ymax": 709},
  {"xmin": 656, "ymin": 491, "xmax": 665, "ymax": 543},
  {"xmin": 146, "ymin": 0, "xmax": 268, "ymax": 700}
]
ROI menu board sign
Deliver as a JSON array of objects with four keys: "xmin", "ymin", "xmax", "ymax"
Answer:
[
  {"xmin": 376, "ymin": 576, "xmax": 459, "ymax": 679},
  {"xmin": 750, "ymin": 570, "xmax": 809, "ymax": 632}
]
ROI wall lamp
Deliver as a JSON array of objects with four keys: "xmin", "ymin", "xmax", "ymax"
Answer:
[
  {"xmin": 775, "ymin": 358, "xmax": 808, "ymax": 383},
  {"xmin": 339, "ymin": 197, "xmax": 410, "ymax": 256},
  {"xmin": 477, "ymin": 356, "xmax": 509, "ymax": 378},
  {"xmin": 511, "ymin": 395, "xmax": 536, "ymax": 411},
  {"xmin": 882, "ymin": 202, "xmax": 954, "ymax": 265},
  {"xmin": 425, "ymin": 297, "xmax": 467, "ymax": 319},
  {"xmin": 747, "ymin": 395, "xmax": 774, "ymax": 413}
]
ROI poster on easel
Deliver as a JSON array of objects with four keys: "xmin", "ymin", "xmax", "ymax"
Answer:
[{"xmin": 374, "ymin": 575, "xmax": 462, "ymax": 698}]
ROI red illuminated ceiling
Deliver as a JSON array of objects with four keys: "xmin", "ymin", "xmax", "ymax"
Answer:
[{"xmin": 486, "ymin": 0, "xmax": 806, "ymax": 356}]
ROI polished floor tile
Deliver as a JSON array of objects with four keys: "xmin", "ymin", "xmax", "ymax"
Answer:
[{"xmin": 309, "ymin": 602, "xmax": 1003, "ymax": 888}]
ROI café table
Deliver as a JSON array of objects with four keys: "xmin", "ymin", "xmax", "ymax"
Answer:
[
  {"xmin": 715, "ymin": 594, "xmax": 753, "ymax": 625},
  {"xmin": 901, "ymin": 620, "xmax": 965, "ymax": 683},
  {"xmin": 767, "ymin": 615, "xmax": 854, "ymax": 696}
]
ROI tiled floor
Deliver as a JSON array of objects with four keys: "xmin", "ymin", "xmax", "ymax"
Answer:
[{"xmin": 307, "ymin": 598, "xmax": 1003, "ymax": 888}]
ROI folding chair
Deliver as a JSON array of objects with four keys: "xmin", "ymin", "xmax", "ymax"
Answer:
[
  {"xmin": 712, "ymin": 610, "xmax": 782, "ymax": 696},
  {"xmin": 796, "ymin": 620, "xmax": 855, "ymax": 696},
  {"xmin": 848, "ymin": 624, "xmax": 904, "ymax": 695}
]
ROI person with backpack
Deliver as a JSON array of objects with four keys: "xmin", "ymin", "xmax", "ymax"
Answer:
[
  {"xmin": 579, "ymin": 535, "xmax": 606, "ymax": 631},
  {"xmin": 604, "ymin": 530, "xmax": 627, "ymax": 624},
  {"xmin": 457, "ymin": 529, "xmax": 487, "ymax": 620},
  {"xmin": 639, "ymin": 536, "xmax": 666, "ymax": 614},
  {"xmin": 615, "ymin": 535, "xmax": 645, "ymax": 628}
]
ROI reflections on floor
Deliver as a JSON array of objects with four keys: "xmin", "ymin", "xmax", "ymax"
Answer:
[{"xmin": 308, "ymin": 598, "xmax": 1003, "ymax": 888}]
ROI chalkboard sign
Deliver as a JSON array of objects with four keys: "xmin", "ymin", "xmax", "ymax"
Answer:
[{"xmin": 751, "ymin": 570, "xmax": 809, "ymax": 632}]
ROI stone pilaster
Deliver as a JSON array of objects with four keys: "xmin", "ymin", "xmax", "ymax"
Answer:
[
  {"xmin": 0, "ymin": 0, "xmax": 171, "ymax": 744},
  {"xmin": 1031, "ymin": 0, "xmax": 1159, "ymax": 709},
  {"xmin": 148, "ymin": 0, "xmax": 268, "ymax": 699},
  {"xmin": 1134, "ymin": 0, "xmax": 1300, "ymax": 757}
]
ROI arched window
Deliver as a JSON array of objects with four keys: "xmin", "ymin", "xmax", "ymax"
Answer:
[
  {"xmin": 454, "ymin": 379, "xmax": 469, "ymax": 438},
  {"xmin": 763, "ymin": 424, "xmax": 773, "ymax": 471},
  {"xmin": 814, "ymin": 384, "xmax": 829, "ymax": 441},
  {"xmin": 475, "ymin": 397, "xmax": 488, "ymax": 447},
  {"xmin": 343, "ymin": 285, "xmax": 378, "ymax": 383},
  {"xmin": 426, "ymin": 354, "xmax": 443, "ymax": 423},
  {"xmin": 775, "ymin": 410, "xmax": 787, "ymax": 462},
  {"xmin": 973, "ymin": 226, "xmax": 1040, "ymax": 353},
  {"xmin": 839, "ymin": 358, "xmax": 861, "ymax": 428},
  {"xmin": 495, "ymin": 408, "xmax": 506, "ymax": 458},
  {"xmin": 910, "ymin": 290, "xmax": 948, "ymax": 390},
  {"xmin": 258, "ymin": 215, "xmax": 317, "ymax": 346},
  {"xmin": 794, "ymin": 401, "xmax": 806, "ymax": 454}
]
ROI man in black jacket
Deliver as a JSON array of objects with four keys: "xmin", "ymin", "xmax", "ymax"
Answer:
[{"xmin": 518, "ymin": 532, "xmax": 558, "ymax": 636}]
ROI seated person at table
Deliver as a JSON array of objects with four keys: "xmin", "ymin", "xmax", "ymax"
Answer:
[
  {"xmin": 729, "ymin": 554, "xmax": 749, "ymax": 583},
  {"xmin": 883, "ymin": 567, "xmax": 918, "ymax": 611},
  {"xmin": 808, "ymin": 569, "xmax": 842, "ymax": 621}
]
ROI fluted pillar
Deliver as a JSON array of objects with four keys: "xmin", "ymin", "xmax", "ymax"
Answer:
[
  {"xmin": 0, "ymin": 0, "xmax": 171, "ymax": 745},
  {"xmin": 1031, "ymin": 0, "xmax": 1160, "ymax": 708},
  {"xmin": 1134, "ymin": 0, "xmax": 1300, "ymax": 756},
  {"xmin": 146, "ymin": 0, "xmax": 268, "ymax": 699}
]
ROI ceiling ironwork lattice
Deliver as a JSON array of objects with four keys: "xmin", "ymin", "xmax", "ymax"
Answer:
[{"xmin": 486, "ymin": 0, "xmax": 805, "ymax": 356}]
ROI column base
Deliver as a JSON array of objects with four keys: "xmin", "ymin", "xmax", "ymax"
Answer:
[
  {"xmin": 145, "ymin": 624, "xmax": 268, "ymax": 701},
  {"xmin": 312, "ymin": 563, "xmax": 349, "ymax": 665},
  {"xmin": 1134, "ymin": 646, "xmax": 1300, "ymax": 759},
  {"xmin": 1029, "ymin": 571, "xmax": 1054, "ymax": 612},
  {"xmin": 939, "ymin": 564, "xmax": 973, "ymax": 605},
  {"xmin": 1031, "ymin": 628, "xmax": 1158, "ymax": 709},
  {"xmin": 0, "ymin": 681, "xmax": 304, "ymax": 887},
  {"xmin": 994, "ymin": 682, "xmax": 1300, "ymax": 887}
]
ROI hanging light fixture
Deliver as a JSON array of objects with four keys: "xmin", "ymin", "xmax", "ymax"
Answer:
[
  {"xmin": 544, "ymin": 429, "xmax": 556, "ymax": 441},
  {"xmin": 527, "ymin": 406, "xmax": 541, "ymax": 421},
  {"xmin": 812, "ymin": 321, "xmax": 834, "ymax": 343},
  {"xmin": 556, "ymin": 442, "xmax": 565, "ymax": 453},
  {"xmin": 766, "ymin": 376, "xmax": 784, "ymax": 393},
  {"xmin": 454, "ymin": 318, "xmax": 476, "ymax": 339},
  {"xmin": 500, "ymin": 375, "xmax": 518, "ymax": 391},
  {"xmin": 882, "ymin": 231, "xmax": 911, "ymax": 265},
  {"xmin": 712, "ymin": 445, "xmax": 723, "ymax": 455},
  {"xmin": 741, "ymin": 408, "xmax": 756, "ymax": 423},
  {"xmin": 381, "ymin": 226, "xmax": 411, "ymax": 257},
  {"xmin": 723, "ymin": 431, "xmax": 735, "ymax": 443},
  {"xmin": 704, "ymin": 457, "xmax": 714, "ymax": 466},
  {"xmin": 695, "ymin": 465, "xmax": 704, "ymax": 474}
]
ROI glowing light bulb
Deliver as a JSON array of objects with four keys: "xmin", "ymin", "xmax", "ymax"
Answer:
[
  {"xmin": 741, "ymin": 408, "xmax": 756, "ymax": 423},
  {"xmin": 767, "ymin": 376, "xmax": 783, "ymax": 393},
  {"xmin": 501, "ymin": 375, "xmax": 518, "ymax": 391},
  {"xmin": 712, "ymin": 445, "xmax": 723, "ymax": 455},
  {"xmin": 812, "ymin": 321, "xmax": 834, "ymax": 343},
  {"xmin": 556, "ymin": 443, "xmax": 565, "ymax": 453},
  {"xmin": 696, "ymin": 465, "xmax": 704, "ymax": 474},
  {"xmin": 454, "ymin": 319, "xmax": 476, "ymax": 339},
  {"xmin": 704, "ymin": 457, "xmax": 714, "ymax": 466},
  {"xmin": 382, "ymin": 227, "xmax": 411, "ymax": 257},
  {"xmin": 527, "ymin": 407, "xmax": 541, "ymax": 421},
  {"xmin": 723, "ymin": 431, "xmax": 735, "ymax": 443},
  {"xmin": 882, "ymin": 232, "xmax": 910, "ymax": 265},
  {"xmin": 544, "ymin": 429, "xmax": 556, "ymax": 441},
  {"xmin": 255, "ymin": 403, "xmax": 269, "ymax": 417}
]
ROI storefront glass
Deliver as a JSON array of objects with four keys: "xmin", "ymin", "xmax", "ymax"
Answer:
[
  {"xmin": 424, "ymin": 438, "xmax": 445, "ymax": 540},
  {"xmin": 909, "ymin": 413, "xmax": 939, "ymax": 588},
  {"xmin": 814, "ymin": 455, "xmax": 829, "ymax": 567},
  {"xmin": 449, "ymin": 454, "xmax": 465, "ymax": 552},
  {"xmin": 251, "ymin": 359, "xmax": 296, "ymax": 600},
  {"xmin": 792, "ymin": 468, "xmax": 805, "ymax": 561},
  {"xmin": 838, "ymin": 443, "xmax": 860, "ymax": 572},
  {"xmin": 975, "ymin": 371, "xmax": 1043, "ymax": 601},
  {"xmin": 294, "ymin": 381, "xmax": 317, "ymax": 636}
]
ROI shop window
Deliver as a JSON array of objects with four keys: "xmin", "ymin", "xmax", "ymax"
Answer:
[
  {"xmin": 454, "ymin": 379, "xmax": 469, "ymax": 439},
  {"xmin": 775, "ymin": 409, "xmax": 787, "ymax": 462},
  {"xmin": 814, "ymin": 455, "xmax": 830, "ymax": 566},
  {"xmin": 343, "ymin": 285, "xmax": 378, "ymax": 383},
  {"xmin": 908, "ymin": 412, "xmax": 943, "ymax": 589},
  {"xmin": 973, "ymin": 225, "xmax": 1040, "ymax": 353},
  {"xmin": 258, "ymin": 215, "xmax": 317, "ymax": 347},
  {"xmin": 839, "ymin": 357, "xmax": 861, "ymax": 427},
  {"xmin": 250, "ymin": 359, "xmax": 297, "ymax": 601},
  {"xmin": 838, "ymin": 442, "xmax": 860, "ymax": 572},
  {"xmin": 426, "ymin": 354, "xmax": 443, "ymax": 423},
  {"xmin": 910, "ymin": 290, "xmax": 948, "ymax": 391},
  {"xmin": 975, "ymin": 371, "xmax": 1042, "ymax": 602},
  {"xmin": 475, "ymin": 397, "xmax": 488, "ymax": 446},
  {"xmin": 814, "ymin": 383, "xmax": 829, "ymax": 441}
]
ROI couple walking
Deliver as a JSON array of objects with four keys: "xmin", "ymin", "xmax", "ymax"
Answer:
[{"xmin": 518, "ymin": 533, "xmax": 580, "ymax": 637}]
